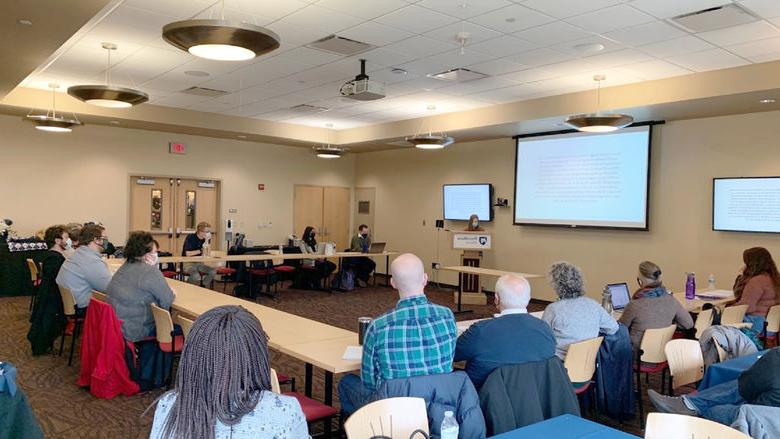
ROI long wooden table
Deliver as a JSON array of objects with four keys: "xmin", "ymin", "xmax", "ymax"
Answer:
[{"xmin": 440, "ymin": 266, "xmax": 542, "ymax": 314}]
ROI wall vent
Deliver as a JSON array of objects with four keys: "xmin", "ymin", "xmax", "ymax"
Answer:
[{"xmin": 428, "ymin": 68, "xmax": 487, "ymax": 82}]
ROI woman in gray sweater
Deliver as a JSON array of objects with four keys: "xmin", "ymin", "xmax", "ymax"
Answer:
[
  {"xmin": 542, "ymin": 261, "xmax": 619, "ymax": 359},
  {"xmin": 107, "ymin": 232, "xmax": 175, "ymax": 342},
  {"xmin": 619, "ymin": 261, "xmax": 693, "ymax": 351}
]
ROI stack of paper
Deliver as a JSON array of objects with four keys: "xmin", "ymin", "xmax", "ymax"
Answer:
[
  {"xmin": 342, "ymin": 346, "xmax": 362, "ymax": 361},
  {"xmin": 696, "ymin": 289, "xmax": 734, "ymax": 299}
]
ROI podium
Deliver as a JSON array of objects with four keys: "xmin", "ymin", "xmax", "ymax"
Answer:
[{"xmin": 451, "ymin": 232, "xmax": 491, "ymax": 306}]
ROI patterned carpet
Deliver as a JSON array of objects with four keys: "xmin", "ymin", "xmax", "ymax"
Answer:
[{"xmin": 0, "ymin": 282, "xmax": 656, "ymax": 438}]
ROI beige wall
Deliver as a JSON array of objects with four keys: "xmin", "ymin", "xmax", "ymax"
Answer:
[
  {"xmin": 0, "ymin": 114, "xmax": 355, "ymax": 244},
  {"xmin": 356, "ymin": 110, "xmax": 780, "ymax": 301}
]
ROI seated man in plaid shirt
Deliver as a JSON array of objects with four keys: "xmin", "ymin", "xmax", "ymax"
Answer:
[{"xmin": 338, "ymin": 253, "xmax": 457, "ymax": 415}]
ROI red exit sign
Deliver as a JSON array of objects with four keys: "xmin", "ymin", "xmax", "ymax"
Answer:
[{"xmin": 169, "ymin": 142, "xmax": 186, "ymax": 154}]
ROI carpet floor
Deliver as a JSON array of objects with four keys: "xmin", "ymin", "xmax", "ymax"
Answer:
[{"xmin": 0, "ymin": 282, "xmax": 662, "ymax": 438}]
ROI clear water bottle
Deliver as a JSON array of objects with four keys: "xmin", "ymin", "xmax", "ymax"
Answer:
[
  {"xmin": 685, "ymin": 272, "xmax": 696, "ymax": 300},
  {"xmin": 441, "ymin": 411, "xmax": 459, "ymax": 439},
  {"xmin": 601, "ymin": 286, "xmax": 613, "ymax": 314},
  {"xmin": 708, "ymin": 274, "xmax": 716, "ymax": 290}
]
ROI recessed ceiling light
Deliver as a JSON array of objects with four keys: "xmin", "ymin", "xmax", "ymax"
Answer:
[
  {"xmin": 391, "ymin": 68, "xmax": 407, "ymax": 75},
  {"xmin": 17, "ymin": 19, "xmax": 32, "ymax": 26},
  {"xmin": 184, "ymin": 70, "xmax": 210, "ymax": 77},
  {"xmin": 760, "ymin": 98, "xmax": 776, "ymax": 104},
  {"xmin": 573, "ymin": 43, "xmax": 605, "ymax": 54}
]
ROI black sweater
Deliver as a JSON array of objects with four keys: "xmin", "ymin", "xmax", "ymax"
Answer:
[{"xmin": 739, "ymin": 347, "xmax": 780, "ymax": 407}]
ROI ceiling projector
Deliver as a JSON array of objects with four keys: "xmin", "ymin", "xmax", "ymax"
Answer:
[{"xmin": 340, "ymin": 59, "xmax": 385, "ymax": 101}]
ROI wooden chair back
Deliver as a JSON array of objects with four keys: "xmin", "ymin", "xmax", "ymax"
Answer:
[
  {"xmin": 267, "ymin": 249, "xmax": 284, "ymax": 266},
  {"xmin": 645, "ymin": 413, "xmax": 751, "ymax": 439},
  {"xmin": 150, "ymin": 303, "xmax": 174, "ymax": 343},
  {"xmin": 639, "ymin": 324, "xmax": 677, "ymax": 363},
  {"xmin": 664, "ymin": 339, "xmax": 704, "ymax": 389},
  {"xmin": 766, "ymin": 305, "xmax": 780, "ymax": 334},
  {"xmin": 270, "ymin": 368, "xmax": 281, "ymax": 393},
  {"xmin": 693, "ymin": 308, "xmax": 713, "ymax": 340},
  {"xmin": 564, "ymin": 336, "xmax": 604, "ymax": 383},
  {"xmin": 58, "ymin": 285, "xmax": 76, "ymax": 316},
  {"xmin": 721, "ymin": 305, "xmax": 748, "ymax": 326},
  {"xmin": 26, "ymin": 258, "xmax": 39, "ymax": 282},
  {"xmin": 345, "ymin": 397, "xmax": 429, "ymax": 439},
  {"xmin": 175, "ymin": 314, "xmax": 195, "ymax": 339}
]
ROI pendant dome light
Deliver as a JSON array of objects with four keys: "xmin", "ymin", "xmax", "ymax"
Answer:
[
  {"xmin": 162, "ymin": 0, "xmax": 280, "ymax": 61},
  {"xmin": 25, "ymin": 83, "xmax": 82, "ymax": 133},
  {"xmin": 314, "ymin": 123, "xmax": 347, "ymax": 159},
  {"xmin": 565, "ymin": 74, "xmax": 633, "ymax": 133},
  {"xmin": 67, "ymin": 42, "xmax": 149, "ymax": 108},
  {"xmin": 406, "ymin": 105, "xmax": 454, "ymax": 149}
]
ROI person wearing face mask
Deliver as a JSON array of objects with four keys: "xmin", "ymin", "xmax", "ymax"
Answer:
[
  {"xmin": 56, "ymin": 223, "xmax": 113, "ymax": 312},
  {"xmin": 63, "ymin": 225, "xmax": 81, "ymax": 258},
  {"xmin": 107, "ymin": 231, "xmax": 175, "ymax": 342},
  {"xmin": 27, "ymin": 225, "xmax": 71, "ymax": 355},
  {"xmin": 297, "ymin": 226, "xmax": 336, "ymax": 290},
  {"xmin": 618, "ymin": 261, "xmax": 694, "ymax": 352},
  {"xmin": 465, "ymin": 214, "xmax": 484, "ymax": 231},
  {"xmin": 348, "ymin": 224, "xmax": 376, "ymax": 287},
  {"xmin": 182, "ymin": 221, "xmax": 217, "ymax": 287}
]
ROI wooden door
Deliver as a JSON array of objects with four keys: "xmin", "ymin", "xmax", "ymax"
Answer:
[
  {"xmin": 129, "ymin": 176, "xmax": 174, "ymax": 252},
  {"xmin": 174, "ymin": 179, "xmax": 220, "ymax": 251},
  {"xmin": 354, "ymin": 187, "xmax": 375, "ymax": 237},
  {"xmin": 323, "ymin": 187, "xmax": 351, "ymax": 251},
  {"xmin": 293, "ymin": 185, "xmax": 324, "ymax": 239}
]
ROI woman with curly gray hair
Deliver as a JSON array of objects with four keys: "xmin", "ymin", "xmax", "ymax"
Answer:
[{"xmin": 541, "ymin": 261, "xmax": 618, "ymax": 359}]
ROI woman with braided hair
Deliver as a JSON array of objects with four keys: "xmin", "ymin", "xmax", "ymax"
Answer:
[{"xmin": 149, "ymin": 305, "xmax": 309, "ymax": 439}]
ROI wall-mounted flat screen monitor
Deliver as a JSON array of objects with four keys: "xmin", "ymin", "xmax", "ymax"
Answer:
[
  {"xmin": 713, "ymin": 177, "xmax": 780, "ymax": 233},
  {"xmin": 443, "ymin": 184, "xmax": 493, "ymax": 221}
]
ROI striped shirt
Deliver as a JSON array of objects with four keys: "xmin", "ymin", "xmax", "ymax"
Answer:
[{"xmin": 361, "ymin": 295, "xmax": 457, "ymax": 391}]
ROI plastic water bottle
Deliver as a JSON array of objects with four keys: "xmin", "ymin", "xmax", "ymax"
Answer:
[
  {"xmin": 601, "ymin": 286, "xmax": 613, "ymax": 314},
  {"xmin": 685, "ymin": 272, "xmax": 696, "ymax": 300},
  {"xmin": 708, "ymin": 274, "xmax": 716, "ymax": 290},
  {"xmin": 441, "ymin": 411, "xmax": 459, "ymax": 439}
]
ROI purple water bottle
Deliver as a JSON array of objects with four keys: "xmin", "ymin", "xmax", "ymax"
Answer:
[{"xmin": 685, "ymin": 272, "xmax": 696, "ymax": 300}]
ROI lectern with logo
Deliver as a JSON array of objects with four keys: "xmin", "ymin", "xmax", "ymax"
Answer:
[{"xmin": 451, "ymin": 231, "xmax": 491, "ymax": 306}]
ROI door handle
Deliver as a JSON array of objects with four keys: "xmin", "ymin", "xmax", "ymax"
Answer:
[
  {"xmin": 175, "ymin": 227, "xmax": 181, "ymax": 238},
  {"xmin": 168, "ymin": 227, "xmax": 173, "ymax": 238}
]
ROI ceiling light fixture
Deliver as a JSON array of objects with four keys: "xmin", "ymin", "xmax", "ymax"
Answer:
[
  {"xmin": 67, "ymin": 42, "xmax": 149, "ymax": 108},
  {"xmin": 406, "ymin": 105, "xmax": 454, "ymax": 150},
  {"xmin": 760, "ymin": 98, "xmax": 776, "ymax": 104},
  {"xmin": 17, "ymin": 19, "xmax": 33, "ymax": 26},
  {"xmin": 314, "ymin": 124, "xmax": 347, "ymax": 159},
  {"xmin": 565, "ymin": 74, "xmax": 634, "ymax": 133},
  {"xmin": 573, "ymin": 42, "xmax": 605, "ymax": 54},
  {"xmin": 162, "ymin": 0, "xmax": 280, "ymax": 61},
  {"xmin": 25, "ymin": 83, "xmax": 82, "ymax": 133}
]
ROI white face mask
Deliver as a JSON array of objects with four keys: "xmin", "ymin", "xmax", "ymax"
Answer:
[
  {"xmin": 145, "ymin": 252, "xmax": 159, "ymax": 266},
  {"xmin": 204, "ymin": 231, "xmax": 212, "ymax": 240},
  {"xmin": 471, "ymin": 220, "xmax": 478, "ymax": 227},
  {"xmin": 64, "ymin": 238, "xmax": 73, "ymax": 249}
]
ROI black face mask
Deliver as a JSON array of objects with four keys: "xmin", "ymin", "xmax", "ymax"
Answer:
[
  {"xmin": 311, "ymin": 233, "xmax": 316, "ymax": 239},
  {"xmin": 361, "ymin": 233, "xmax": 368, "ymax": 238}
]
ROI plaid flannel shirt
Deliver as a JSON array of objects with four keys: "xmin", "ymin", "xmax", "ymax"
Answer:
[{"xmin": 360, "ymin": 295, "xmax": 457, "ymax": 391}]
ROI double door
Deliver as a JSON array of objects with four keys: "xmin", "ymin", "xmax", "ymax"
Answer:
[
  {"xmin": 293, "ymin": 185, "xmax": 351, "ymax": 251},
  {"xmin": 129, "ymin": 176, "xmax": 221, "ymax": 254}
]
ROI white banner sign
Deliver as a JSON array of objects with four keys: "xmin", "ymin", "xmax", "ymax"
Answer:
[{"xmin": 452, "ymin": 233, "xmax": 492, "ymax": 250}]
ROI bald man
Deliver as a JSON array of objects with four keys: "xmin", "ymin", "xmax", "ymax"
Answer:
[
  {"xmin": 454, "ymin": 274, "xmax": 556, "ymax": 389},
  {"xmin": 337, "ymin": 253, "xmax": 457, "ymax": 415}
]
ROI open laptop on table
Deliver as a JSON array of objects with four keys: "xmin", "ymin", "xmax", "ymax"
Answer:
[{"xmin": 367, "ymin": 242, "xmax": 386, "ymax": 253}]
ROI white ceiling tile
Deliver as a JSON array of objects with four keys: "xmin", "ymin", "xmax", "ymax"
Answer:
[
  {"xmin": 423, "ymin": 21, "xmax": 503, "ymax": 45},
  {"xmin": 225, "ymin": 98, "xmax": 291, "ymax": 117},
  {"xmin": 123, "ymin": 0, "xmax": 213, "ymax": 19},
  {"xmin": 417, "ymin": 0, "xmax": 513, "ymax": 19},
  {"xmin": 87, "ymin": 5, "xmax": 177, "ymax": 47},
  {"xmin": 264, "ymin": 20, "xmax": 331, "ymax": 46},
  {"xmin": 505, "ymin": 47, "xmax": 575, "ymax": 67},
  {"xmin": 366, "ymin": 68, "xmax": 420, "ymax": 84},
  {"xmin": 278, "ymin": 5, "xmax": 363, "ymax": 35},
  {"xmin": 427, "ymin": 49, "xmax": 495, "ymax": 69},
  {"xmin": 583, "ymin": 48, "xmax": 654, "ymax": 68},
  {"xmin": 153, "ymin": 93, "xmax": 210, "ymax": 108},
  {"xmin": 273, "ymin": 47, "xmax": 344, "ymax": 67},
  {"xmin": 109, "ymin": 47, "xmax": 191, "ymax": 85},
  {"xmin": 316, "ymin": 0, "xmax": 408, "ymax": 19},
  {"xmin": 513, "ymin": 21, "xmax": 592, "ymax": 46},
  {"xmin": 467, "ymin": 35, "xmax": 537, "ymax": 57},
  {"xmin": 740, "ymin": 0, "xmax": 780, "ymax": 19},
  {"xmin": 629, "ymin": 0, "xmax": 733, "ymax": 19},
  {"xmin": 469, "ymin": 4, "xmax": 555, "ymax": 33},
  {"xmin": 726, "ymin": 35, "xmax": 780, "ymax": 57},
  {"xmin": 745, "ymin": 49, "xmax": 780, "ymax": 62},
  {"xmin": 520, "ymin": 0, "xmax": 624, "ymax": 19},
  {"xmin": 229, "ymin": 0, "xmax": 318, "ymax": 20},
  {"xmin": 604, "ymin": 21, "xmax": 688, "ymax": 47},
  {"xmin": 374, "ymin": 5, "xmax": 460, "ymax": 33},
  {"xmin": 619, "ymin": 59, "xmax": 693, "ymax": 80},
  {"xmin": 384, "ymin": 36, "xmax": 460, "ymax": 59},
  {"xmin": 398, "ymin": 58, "xmax": 452, "ymax": 76},
  {"xmin": 666, "ymin": 48, "xmax": 749, "ymax": 72},
  {"xmin": 551, "ymin": 35, "xmax": 627, "ymax": 56},
  {"xmin": 351, "ymin": 48, "xmax": 418, "ymax": 68},
  {"xmin": 497, "ymin": 68, "xmax": 558, "ymax": 84},
  {"xmin": 565, "ymin": 4, "xmax": 655, "ymax": 34},
  {"xmin": 639, "ymin": 35, "xmax": 715, "ymax": 58},
  {"xmin": 466, "ymin": 58, "xmax": 527, "ymax": 75},
  {"xmin": 339, "ymin": 21, "xmax": 414, "ymax": 46},
  {"xmin": 697, "ymin": 21, "xmax": 780, "ymax": 46},
  {"xmin": 538, "ymin": 59, "xmax": 599, "ymax": 77},
  {"xmin": 436, "ymin": 76, "xmax": 518, "ymax": 95}
]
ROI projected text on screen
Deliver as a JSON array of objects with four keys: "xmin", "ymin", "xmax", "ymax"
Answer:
[{"xmin": 714, "ymin": 177, "xmax": 780, "ymax": 233}]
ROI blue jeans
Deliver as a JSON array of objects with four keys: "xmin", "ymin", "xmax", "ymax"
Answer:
[
  {"xmin": 337, "ymin": 374, "xmax": 377, "ymax": 416},
  {"xmin": 744, "ymin": 315, "xmax": 766, "ymax": 335},
  {"xmin": 685, "ymin": 380, "xmax": 745, "ymax": 425}
]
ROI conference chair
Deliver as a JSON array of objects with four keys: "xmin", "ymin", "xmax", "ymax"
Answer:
[
  {"xmin": 174, "ymin": 314, "xmax": 194, "ymax": 339},
  {"xmin": 150, "ymin": 304, "xmax": 184, "ymax": 389},
  {"xmin": 693, "ymin": 308, "xmax": 714, "ymax": 340},
  {"xmin": 58, "ymin": 285, "xmax": 85, "ymax": 366},
  {"xmin": 764, "ymin": 305, "xmax": 780, "ymax": 347},
  {"xmin": 664, "ymin": 339, "xmax": 704, "ymax": 396},
  {"xmin": 344, "ymin": 397, "xmax": 429, "ymax": 439},
  {"xmin": 721, "ymin": 305, "xmax": 751, "ymax": 328},
  {"xmin": 269, "ymin": 367, "xmax": 337, "ymax": 437},
  {"xmin": 267, "ymin": 249, "xmax": 296, "ymax": 289},
  {"xmin": 645, "ymin": 413, "xmax": 751, "ymax": 439},
  {"xmin": 26, "ymin": 258, "xmax": 41, "ymax": 312},
  {"xmin": 635, "ymin": 324, "xmax": 677, "ymax": 428},
  {"xmin": 563, "ymin": 336, "xmax": 604, "ymax": 419}
]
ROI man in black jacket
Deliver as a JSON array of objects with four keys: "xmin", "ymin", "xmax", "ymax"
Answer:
[{"xmin": 649, "ymin": 347, "xmax": 780, "ymax": 425}]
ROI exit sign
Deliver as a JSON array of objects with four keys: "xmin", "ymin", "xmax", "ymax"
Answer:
[{"xmin": 169, "ymin": 142, "xmax": 186, "ymax": 154}]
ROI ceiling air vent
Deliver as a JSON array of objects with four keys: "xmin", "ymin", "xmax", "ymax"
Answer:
[
  {"xmin": 306, "ymin": 35, "xmax": 374, "ymax": 56},
  {"xmin": 181, "ymin": 86, "xmax": 228, "ymax": 97},
  {"xmin": 289, "ymin": 104, "xmax": 329, "ymax": 114},
  {"xmin": 428, "ymin": 68, "xmax": 487, "ymax": 82},
  {"xmin": 669, "ymin": 3, "xmax": 758, "ymax": 33}
]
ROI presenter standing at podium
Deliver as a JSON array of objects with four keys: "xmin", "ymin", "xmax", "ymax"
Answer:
[{"xmin": 465, "ymin": 214, "xmax": 484, "ymax": 231}]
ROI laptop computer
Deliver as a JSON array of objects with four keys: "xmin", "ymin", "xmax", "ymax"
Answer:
[
  {"xmin": 607, "ymin": 282, "xmax": 631, "ymax": 311},
  {"xmin": 368, "ymin": 242, "xmax": 386, "ymax": 253}
]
